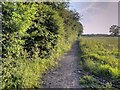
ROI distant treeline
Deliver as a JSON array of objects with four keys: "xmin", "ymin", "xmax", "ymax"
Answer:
[{"xmin": 81, "ymin": 34, "xmax": 120, "ymax": 37}]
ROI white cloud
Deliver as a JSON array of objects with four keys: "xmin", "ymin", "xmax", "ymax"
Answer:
[
  {"xmin": 69, "ymin": 2, "xmax": 118, "ymax": 34},
  {"xmin": 79, "ymin": 3, "xmax": 95, "ymax": 13},
  {"xmin": 78, "ymin": 2, "xmax": 103, "ymax": 14},
  {"xmin": 70, "ymin": 0, "xmax": 119, "ymax": 2},
  {"xmin": 83, "ymin": 2, "xmax": 118, "ymax": 34}
]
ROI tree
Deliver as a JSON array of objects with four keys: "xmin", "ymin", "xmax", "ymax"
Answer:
[{"xmin": 109, "ymin": 25, "xmax": 120, "ymax": 36}]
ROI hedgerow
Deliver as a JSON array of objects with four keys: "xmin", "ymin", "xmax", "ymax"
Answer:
[{"xmin": 1, "ymin": 2, "xmax": 83, "ymax": 89}]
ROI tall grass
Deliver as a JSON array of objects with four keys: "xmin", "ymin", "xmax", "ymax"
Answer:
[{"xmin": 79, "ymin": 36, "xmax": 120, "ymax": 87}]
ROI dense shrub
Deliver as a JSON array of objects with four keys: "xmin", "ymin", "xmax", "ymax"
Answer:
[
  {"xmin": 2, "ymin": 2, "xmax": 37, "ymax": 58},
  {"xmin": 1, "ymin": 2, "xmax": 83, "ymax": 89},
  {"xmin": 24, "ymin": 3, "xmax": 65, "ymax": 58}
]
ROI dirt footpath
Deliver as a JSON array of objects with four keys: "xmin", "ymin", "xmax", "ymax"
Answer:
[{"xmin": 42, "ymin": 41, "xmax": 82, "ymax": 88}]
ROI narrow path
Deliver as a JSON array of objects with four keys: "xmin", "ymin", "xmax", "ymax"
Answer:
[{"xmin": 42, "ymin": 41, "xmax": 81, "ymax": 88}]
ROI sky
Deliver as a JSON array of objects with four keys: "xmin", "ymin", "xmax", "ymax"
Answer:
[{"xmin": 69, "ymin": 0, "xmax": 119, "ymax": 34}]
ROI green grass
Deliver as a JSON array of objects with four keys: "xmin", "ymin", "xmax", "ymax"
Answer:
[
  {"xmin": 79, "ymin": 75, "xmax": 113, "ymax": 88},
  {"xmin": 1, "ymin": 53, "xmax": 57, "ymax": 89},
  {"xmin": 79, "ymin": 36, "xmax": 120, "ymax": 88}
]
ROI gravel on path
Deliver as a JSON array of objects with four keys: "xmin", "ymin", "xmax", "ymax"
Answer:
[{"xmin": 42, "ymin": 41, "xmax": 82, "ymax": 88}]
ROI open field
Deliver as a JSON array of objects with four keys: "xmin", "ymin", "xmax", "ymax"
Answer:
[{"xmin": 79, "ymin": 36, "xmax": 120, "ymax": 88}]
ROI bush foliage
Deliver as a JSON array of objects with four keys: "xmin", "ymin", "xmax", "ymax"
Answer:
[{"xmin": 1, "ymin": 2, "xmax": 83, "ymax": 89}]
